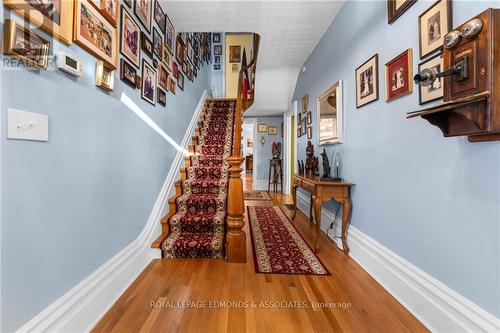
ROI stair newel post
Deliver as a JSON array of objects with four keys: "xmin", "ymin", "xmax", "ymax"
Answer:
[{"xmin": 226, "ymin": 96, "xmax": 246, "ymax": 263}]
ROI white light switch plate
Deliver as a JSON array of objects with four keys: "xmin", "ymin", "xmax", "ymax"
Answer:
[{"xmin": 7, "ymin": 108, "xmax": 49, "ymax": 141}]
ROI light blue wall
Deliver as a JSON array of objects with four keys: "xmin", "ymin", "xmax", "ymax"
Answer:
[
  {"xmin": 0, "ymin": 4, "xmax": 211, "ymax": 332},
  {"xmin": 247, "ymin": 116, "xmax": 283, "ymax": 183},
  {"xmin": 293, "ymin": 0, "xmax": 500, "ymax": 317}
]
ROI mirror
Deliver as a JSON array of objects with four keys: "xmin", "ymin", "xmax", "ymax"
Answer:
[{"xmin": 317, "ymin": 80, "xmax": 343, "ymax": 144}]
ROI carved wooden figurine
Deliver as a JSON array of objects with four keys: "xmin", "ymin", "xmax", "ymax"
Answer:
[
  {"xmin": 305, "ymin": 141, "xmax": 319, "ymax": 176},
  {"xmin": 320, "ymin": 149, "xmax": 331, "ymax": 179}
]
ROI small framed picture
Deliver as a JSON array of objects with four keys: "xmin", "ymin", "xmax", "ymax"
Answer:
[
  {"xmin": 301, "ymin": 95, "xmax": 308, "ymax": 113},
  {"xmin": 95, "ymin": 60, "xmax": 115, "ymax": 91},
  {"xmin": 153, "ymin": 0, "xmax": 165, "ymax": 34},
  {"xmin": 258, "ymin": 124, "xmax": 268, "ymax": 133},
  {"xmin": 2, "ymin": 19, "xmax": 50, "ymax": 70},
  {"xmin": 124, "ymin": 0, "xmax": 132, "ymax": 7},
  {"xmin": 120, "ymin": 6, "xmax": 140, "ymax": 67},
  {"xmin": 100, "ymin": 0, "xmax": 119, "ymax": 27},
  {"xmin": 301, "ymin": 118, "xmax": 307, "ymax": 135},
  {"xmin": 355, "ymin": 54, "xmax": 379, "ymax": 108},
  {"xmin": 168, "ymin": 76, "xmax": 176, "ymax": 94},
  {"xmin": 162, "ymin": 45, "xmax": 172, "ymax": 70},
  {"xmin": 214, "ymin": 45, "xmax": 222, "ymax": 56},
  {"xmin": 153, "ymin": 27, "xmax": 163, "ymax": 60},
  {"xmin": 306, "ymin": 111, "xmax": 312, "ymax": 125},
  {"xmin": 418, "ymin": 53, "xmax": 444, "ymax": 105},
  {"xmin": 297, "ymin": 127, "xmax": 302, "ymax": 138},
  {"xmin": 213, "ymin": 33, "xmax": 221, "ymax": 43},
  {"xmin": 158, "ymin": 63, "xmax": 169, "ymax": 90},
  {"xmin": 268, "ymin": 126, "xmax": 277, "ymax": 135},
  {"xmin": 135, "ymin": 75, "xmax": 141, "ymax": 89},
  {"xmin": 175, "ymin": 35, "xmax": 185, "ymax": 65},
  {"xmin": 307, "ymin": 126, "xmax": 312, "ymax": 140},
  {"xmin": 157, "ymin": 87, "xmax": 166, "ymax": 106},
  {"xmin": 141, "ymin": 59, "xmax": 157, "ymax": 105},
  {"xmin": 418, "ymin": 0, "xmax": 451, "ymax": 59},
  {"xmin": 387, "ymin": 0, "xmax": 416, "ymax": 24},
  {"xmin": 215, "ymin": 55, "xmax": 221, "ymax": 64},
  {"xmin": 385, "ymin": 49, "xmax": 413, "ymax": 101},
  {"xmin": 165, "ymin": 14, "xmax": 175, "ymax": 55},
  {"xmin": 120, "ymin": 59, "xmax": 137, "ymax": 88},
  {"xmin": 141, "ymin": 32, "xmax": 153, "ymax": 59},
  {"xmin": 134, "ymin": 0, "xmax": 152, "ymax": 33},
  {"xmin": 229, "ymin": 45, "xmax": 241, "ymax": 63},
  {"xmin": 213, "ymin": 64, "xmax": 221, "ymax": 71},
  {"xmin": 172, "ymin": 61, "xmax": 179, "ymax": 79},
  {"xmin": 177, "ymin": 72, "xmax": 184, "ymax": 91}
]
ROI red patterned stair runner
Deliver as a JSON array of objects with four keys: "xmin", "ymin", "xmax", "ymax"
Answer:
[{"xmin": 161, "ymin": 100, "xmax": 235, "ymax": 258}]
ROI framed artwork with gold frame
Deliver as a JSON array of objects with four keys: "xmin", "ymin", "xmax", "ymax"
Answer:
[
  {"xmin": 4, "ymin": 0, "xmax": 74, "ymax": 45},
  {"xmin": 301, "ymin": 94, "xmax": 308, "ymax": 113},
  {"xmin": 385, "ymin": 49, "xmax": 413, "ymax": 101},
  {"xmin": 100, "ymin": 0, "xmax": 119, "ymax": 27},
  {"xmin": 268, "ymin": 126, "xmax": 277, "ymax": 135},
  {"xmin": 2, "ymin": 19, "xmax": 50, "ymax": 69},
  {"xmin": 74, "ymin": 0, "xmax": 118, "ymax": 69},
  {"xmin": 120, "ymin": 6, "xmax": 140, "ymax": 67},
  {"xmin": 95, "ymin": 60, "xmax": 115, "ymax": 91},
  {"xmin": 258, "ymin": 123, "xmax": 267, "ymax": 133}
]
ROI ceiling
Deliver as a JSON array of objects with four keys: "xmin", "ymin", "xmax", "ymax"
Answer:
[{"xmin": 163, "ymin": 0, "xmax": 344, "ymax": 116}]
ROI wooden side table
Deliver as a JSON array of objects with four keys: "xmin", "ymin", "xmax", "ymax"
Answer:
[
  {"xmin": 268, "ymin": 159, "xmax": 283, "ymax": 193},
  {"xmin": 291, "ymin": 173, "xmax": 354, "ymax": 254}
]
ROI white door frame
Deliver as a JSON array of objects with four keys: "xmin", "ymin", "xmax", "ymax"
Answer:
[
  {"xmin": 242, "ymin": 118, "xmax": 258, "ymax": 189},
  {"xmin": 283, "ymin": 101, "xmax": 298, "ymax": 195}
]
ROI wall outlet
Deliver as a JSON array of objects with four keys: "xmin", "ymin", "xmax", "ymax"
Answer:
[{"xmin": 7, "ymin": 108, "xmax": 49, "ymax": 141}]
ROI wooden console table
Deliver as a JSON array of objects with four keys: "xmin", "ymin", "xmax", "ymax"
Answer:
[{"xmin": 292, "ymin": 174, "xmax": 354, "ymax": 255}]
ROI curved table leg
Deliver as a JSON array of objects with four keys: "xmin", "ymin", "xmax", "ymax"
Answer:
[
  {"xmin": 341, "ymin": 198, "xmax": 352, "ymax": 255},
  {"xmin": 313, "ymin": 196, "xmax": 322, "ymax": 253},
  {"xmin": 291, "ymin": 183, "xmax": 298, "ymax": 220},
  {"xmin": 309, "ymin": 194, "xmax": 314, "ymax": 223}
]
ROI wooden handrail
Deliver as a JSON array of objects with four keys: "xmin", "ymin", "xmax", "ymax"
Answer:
[{"xmin": 226, "ymin": 33, "xmax": 260, "ymax": 263}]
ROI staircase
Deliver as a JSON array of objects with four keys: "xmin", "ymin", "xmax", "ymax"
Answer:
[
  {"xmin": 152, "ymin": 99, "xmax": 236, "ymax": 258},
  {"xmin": 152, "ymin": 33, "xmax": 260, "ymax": 262}
]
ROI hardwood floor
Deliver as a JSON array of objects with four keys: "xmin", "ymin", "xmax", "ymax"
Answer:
[{"xmin": 92, "ymin": 174, "xmax": 428, "ymax": 333}]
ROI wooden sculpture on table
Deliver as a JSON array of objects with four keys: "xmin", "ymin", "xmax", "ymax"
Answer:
[
  {"xmin": 297, "ymin": 160, "xmax": 304, "ymax": 174},
  {"xmin": 305, "ymin": 141, "xmax": 319, "ymax": 176},
  {"xmin": 272, "ymin": 142, "xmax": 281, "ymax": 159},
  {"xmin": 320, "ymin": 149, "xmax": 332, "ymax": 179}
]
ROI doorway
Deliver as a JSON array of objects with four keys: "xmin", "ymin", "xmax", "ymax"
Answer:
[
  {"xmin": 283, "ymin": 101, "xmax": 298, "ymax": 194},
  {"xmin": 242, "ymin": 119, "xmax": 257, "ymax": 189}
]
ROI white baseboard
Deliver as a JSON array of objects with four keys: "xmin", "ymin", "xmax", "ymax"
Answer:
[
  {"xmin": 295, "ymin": 191, "xmax": 500, "ymax": 333},
  {"xmin": 16, "ymin": 90, "xmax": 208, "ymax": 333}
]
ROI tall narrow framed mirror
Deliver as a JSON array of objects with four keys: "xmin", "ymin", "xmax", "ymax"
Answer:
[{"xmin": 317, "ymin": 80, "xmax": 343, "ymax": 144}]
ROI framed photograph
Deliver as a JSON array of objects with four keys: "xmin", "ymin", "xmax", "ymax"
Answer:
[
  {"xmin": 307, "ymin": 126, "xmax": 312, "ymax": 140},
  {"xmin": 153, "ymin": 0, "xmax": 165, "ymax": 34},
  {"xmin": 297, "ymin": 127, "xmax": 302, "ymax": 138},
  {"xmin": 141, "ymin": 32, "xmax": 153, "ymax": 58},
  {"xmin": 355, "ymin": 54, "xmax": 379, "ymax": 108},
  {"xmin": 74, "ymin": 0, "xmax": 118, "ymax": 69},
  {"xmin": 418, "ymin": 0, "xmax": 452, "ymax": 59},
  {"xmin": 385, "ymin": 49, "xmax": 413, "ymax": 101},
  {"xmin": 120, "ymin": 58, "xmax": 137, "ymax": 88},
  {"xmin": 175, "ymin": 35, "xmax": 185, "ymax": 65},
  {"xmin": 180, "ymin": 32, "xmax": 188, "ymax": 45},
  {"xmin": 229, "ymin": 45, "xmax": 241, "ymax": 63},
  {"xmin": 158, "ymin": 63, "xmax": 169, "ymax": 90},
  {"xmin": 157, "ymin": 87, "xmax": 166, "ymax": 106},
  {"xmin": 214, "ymin": 45, "xmax": 222, "ymax": 56},
  {"xmin": 268, "ymin": 126, "xmax": 277, "ymax": 135},
  {"xmin": 258, "ymin": 123, "xmax": 267, "ymax": 133},
  {"xmin": 141, "ymin": 59, "xmax": 156, "ymax": 105},
  {"xmin": 100, "ymin": 0, "xmax": 118, "ymax": 27},
  {"xmin": 177, "ymin": 72, "xmax": 184, "ymax": 91},
  {"xmin": 215, "ymin": 55, "xmax": 221, "ymax": 64},
  {"xmin": 307, "ymin": 111, "xmax": 312, "ymax": 125},
  {"xmin": 172, "ymin": 61, "xmax": 179, "ymax": 79},
  {"xmin": 301, "ymin": 118, "xmax": 307, "ymax": 136},
  {"xmin": 418, "ymin": 53, "xmax": 444, "ymax": 105},
  {"xmin": 182, "ymin": 61, "xmax": 189, "ymax": 75},
  {"xmin": 168, "ymin": 76, "xmax": 176, "ymax": 94},
  {"xmin": 120, "ymin": 6, "xmax": 140, "ymax": 67},
  {"xmin": 213, "ymin": 33, "xmax": 221, "ymax": 43},
  {"xmin": 4, "ymin": 0, "xmax": 74, "ymax": 45},
  {"xmin": 135, "ymin": 75, "xmax": 141, "ymax": 89},
  {"xmin": 301, "ymin": 94, "xmax": 308, "ymax": 113},
  {"xmin": 124, "ymin": 0, "xmax": 132, "ymax": 7},
  {"xmin": 2, "ymin": 19, "xmax": 50, "ymax": 70},
  {"xmin": 134, "ymin": 0, "xmax": 152, "ymax": 33},
  {"xmin": 153, "ymin": 58, "xmax": 158, "ymax": 69},
  {"xmin": 187, "ymin": 40, "xmax": 194, "ymax": 64},
  {"xmin": 153, "ymin": 27, "xmax": 162, "ymax": 60},
  {"xmin": 213, "ymin": 64, "xmax": 221, "ymax": 70},
  {"xmin": 95, "ymin": 60, "xmax": 115, "ymax": 91},
  {"xmin": 387, "ymin": 0, "xmax": 416, "ymax": 24},
  {"xmin": 162, "ymin": 45, "xmax": 172, "ymax": 70},
  {"xmin": 164, "ymin": 15, "xmax": 175, "ymax": 55},
  {"xmin": 193, "ymin": 66, "xmax": 197, "ymax": 78}
]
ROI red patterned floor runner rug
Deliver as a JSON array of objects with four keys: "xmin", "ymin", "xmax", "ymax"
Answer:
[
  {"xmin": 161, "ymin": 100, "xmax": 235, "ymax": 258},
  {"xmin": 243, "ymin": 191, "xmax": 273, "ymax": 201},
  {"xmin": 248, "ymin": 206, "xmax": 329, "ymax": 275}
]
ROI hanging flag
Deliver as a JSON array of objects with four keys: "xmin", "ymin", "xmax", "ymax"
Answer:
[{"xmin": 241, "ymin": 47, "xmax": 250, "ymax": 99}]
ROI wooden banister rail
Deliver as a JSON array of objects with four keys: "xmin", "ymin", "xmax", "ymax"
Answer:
[{"xmin": 226, "ymin": 33, "xmax": 260, "ymax": 263}]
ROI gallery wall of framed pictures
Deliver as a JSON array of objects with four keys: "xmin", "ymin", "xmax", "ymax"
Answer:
[{"xmin": 2, "ymin": 0, "xmax": 212, "ymax": 110}]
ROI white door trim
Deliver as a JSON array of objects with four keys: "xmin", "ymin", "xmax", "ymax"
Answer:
[
  {"xmin": 283, "ymin": 101, "xmax": 298, "ymax": 194},
  {"xmin": 242, "ymin": 117, "xmax": 258, "ymax": 189}
]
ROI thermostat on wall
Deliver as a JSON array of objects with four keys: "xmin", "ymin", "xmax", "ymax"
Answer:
[{"xmin": 55, "ymin": 51, "xmax": 84, "ymax": 77}]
